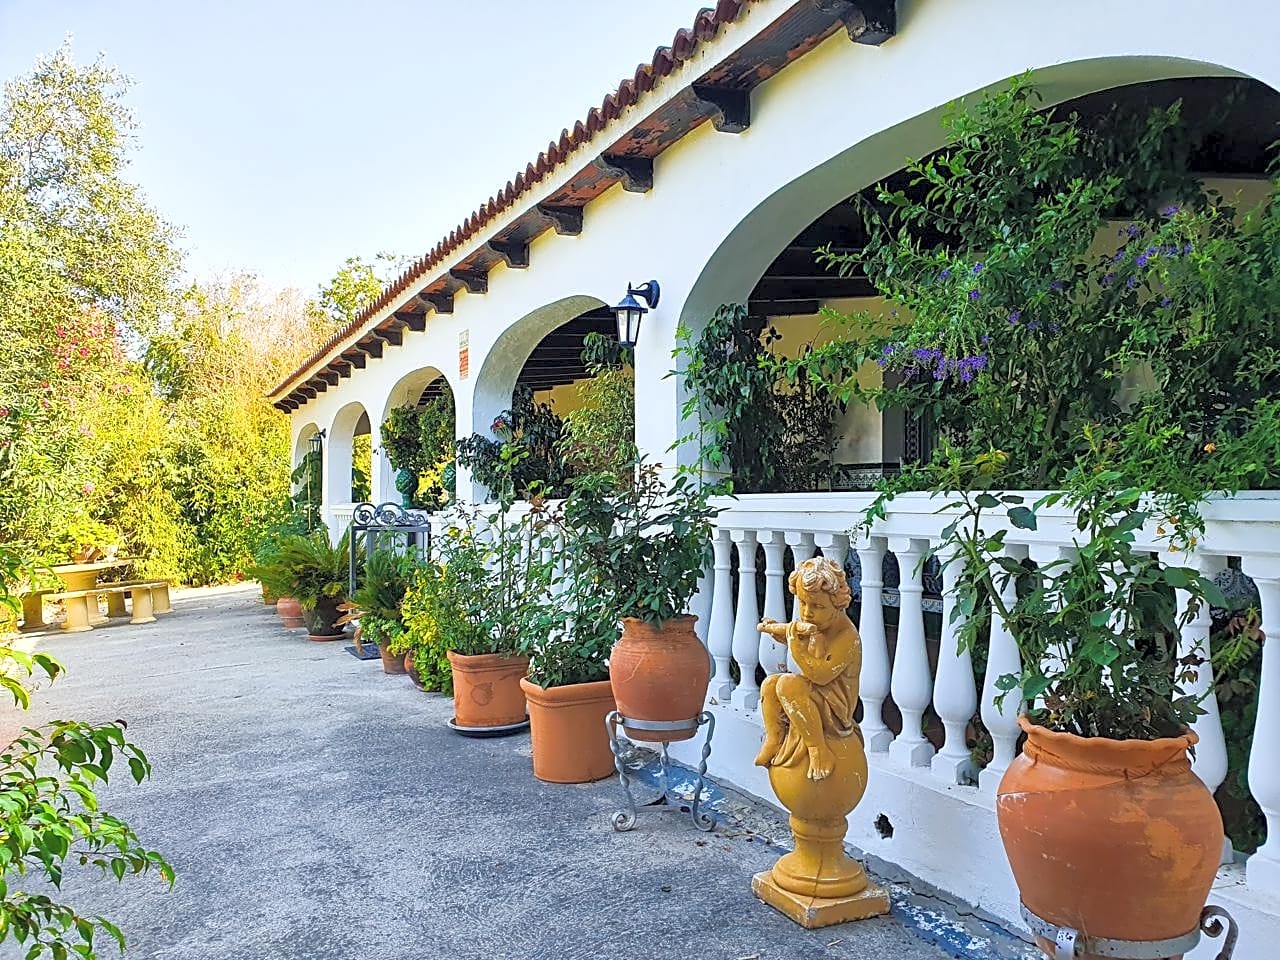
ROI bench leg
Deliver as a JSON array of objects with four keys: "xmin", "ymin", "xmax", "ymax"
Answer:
[
  {"xmin": 86, "ymin": 592, "xmax": 108, "ymax": 625},
  {"xmin": 106, "ymin": 591, "xmax": 128, "ymax": 618},
  {"xmin": 130, "ymin": 587, "xmax": 156, "ymax": 625},
  {"xmin": 61, "ymin": 596, "xmax": 93, "ymax": 633},
  {"xmin": 20, "ymin": 593, "xmax": 46, "ymax": 631},
  {"xmin": 152, "ymin": 584, "xmax": 172, "ymax": 614}
]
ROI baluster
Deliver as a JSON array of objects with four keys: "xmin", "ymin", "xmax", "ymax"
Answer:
[
  {"xmin": 931, "ymin": 544, "xmax": 977, "ymax": 784},
  {"xmin": 707, "ymin": 527, "xmax": 735, "ymax": 701},
  {"xmin": 690, "ymin": 562, "xmax": 713, "ymax": 648},
  {"xmin": 1169, "ymin": 552, "xmax": 1230, "ymax": 862},
  {"xmin": 814, "ymin": 531, "xmax": 850, "ymax": 568},
  {"xmin": 784, "ymin": 533, "xmax": 817, "ymax": 672},
  {"xmin": 980, "ymin": 545, "xmax": 1027, "ymax": 795},
  {"xmin": 731, "ymin": 529, "xmax": 761, "ymax": 711},
  {"xmin": 854, "ymin": 534, "xmax": 893, "ymax": 753},
  {"xmin": 1242, "ymin": 555, "xmax": 1280, "ymax": 895},
  {"xmin": 888, "ymin": 536, "xmax": 935, "ymax": 767},
  {"xmin": 758, "ymin": 531, "xmax": 789, "ymax": 675}
]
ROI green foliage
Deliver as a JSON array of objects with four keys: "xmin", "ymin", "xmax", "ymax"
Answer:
[
  {"xmin": 351, "ymin": 433, "xmax": 372, "ymax": 503},
  {"xmin": 0, "ymin": 547, "xmax": 172, "ymax": 959},
  {"xmin": 559, "ymin": 365, "xmax": 636, "ymax": 491},
  {"xmin": 457, "ymin": 387, "xmax": 570, "ymax": 500},
  {"xmin": 822, "ymin": 78, "xmax": 1280, "ymax": 741},
  {"xmin": 397, "ymin": 565, "xmax": 456, "ymax": 693},
  {"xmin": 347, "ymin": 550, "xmax": 415, "ymax": 648},
  {"xmin": 316, "ymin": 253, "xmax": 405, "ymax": 327},
  {"xmin": 561, "ymin": 462, "xmax": 720, "ymax": 626},
  {"xmin": 674, "ymin": 304, "xmax": 850, "ymax": 493},
  {"xmin": 248, "ymin": 530, "xmax": 352, "ymax": 610},
  {"xmin": 380, "ymin": 387, "xmax": 456, "ymax": 508}
]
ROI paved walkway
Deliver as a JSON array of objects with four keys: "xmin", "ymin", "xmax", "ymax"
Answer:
[{"xmin": 15, "ymin": 585, "xmax": 958, "ymax": 960}]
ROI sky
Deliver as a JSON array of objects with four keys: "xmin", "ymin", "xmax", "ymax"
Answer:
[{"xmin": 0, "ymin": 0, "xmax": 699, "ymax": 294}]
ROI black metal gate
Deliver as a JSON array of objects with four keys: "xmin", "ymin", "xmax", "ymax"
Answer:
[{"xmin": 347, "ymin": 501, "xmax": 433, "ymax": 595}]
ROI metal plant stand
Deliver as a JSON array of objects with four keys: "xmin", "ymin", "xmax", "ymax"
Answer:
[
  {"xmin": 1019, "ymin": 902, "xmax": 1238, "ymax": 960},
  {"xmin": 605, "ymin": 710, "xmax": 715, "ymax": 833}
]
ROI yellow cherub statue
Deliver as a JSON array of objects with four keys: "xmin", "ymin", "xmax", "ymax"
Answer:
[{"xmin": 755, "ymin": 556, "xmax": 862, "ymax": 780}]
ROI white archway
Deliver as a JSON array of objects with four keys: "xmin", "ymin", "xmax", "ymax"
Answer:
[
  {"xmin": 326, "ymin": 401, "xmax": 369, "ymax": 515},
  {"xmin": 376, "ymin": 366, "xmax": 455, "ymax": 503}
]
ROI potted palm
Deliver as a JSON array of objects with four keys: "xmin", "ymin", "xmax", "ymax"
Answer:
[
  {"xmin": 251, "ymin": 531, "xmax": 353, "ymax": 641},
  {"xmin": 564, "ymin": 463, "xmax": 720, "ymax": 744},
  {"xmin": 342, "ymin": 550, "xmax": 416, "ymax": 673}
]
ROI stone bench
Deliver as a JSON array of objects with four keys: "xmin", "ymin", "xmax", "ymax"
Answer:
[{"xmin": 47, "ymin": 581, "xmax": 171, "ymax": 632}]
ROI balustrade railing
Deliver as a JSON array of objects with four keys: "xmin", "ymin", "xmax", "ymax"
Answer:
[{"xmin": 702, "ymin": 490, "xmax": 1280, "ymax": 903}]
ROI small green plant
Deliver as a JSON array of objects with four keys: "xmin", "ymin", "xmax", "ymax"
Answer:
[
  {"xmin": 246, "ymin": 530, "xmax": 352, "ymax": 610},
  {"xmin": 456, "ymin": 387, "xmax": 570, "ymax": 500},
  {"xmin": 381, "ymin": 388, "xmax": 456, "ymax": 508},
  {"xmin": 562, "ymin": 461, "xmax": 720, "ymax": 626},
  {"xmin": 346, "ymin": 549, "xmax": 416, "ymax": 648}
]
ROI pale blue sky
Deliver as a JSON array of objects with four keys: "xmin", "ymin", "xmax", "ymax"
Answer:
[{"xmin": 0, "ymin": 0, "xmax": 698, "ymax": 293}]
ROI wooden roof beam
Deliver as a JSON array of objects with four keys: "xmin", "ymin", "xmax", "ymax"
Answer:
[
  {"xmin": 486, "ymin": 239, "xmax": 530, "ymax": 269},
  {"xmin": 449, "ymin": 270, "xmax": 488, "ymax": 295},
  {"xmin": 691, "ymin": 84, "xmax": 750, "ymax": 133},
  {"xmin": 593, "ymin": 153, "xmax": 653, "ymax": 193},
  {"xmin": 536, "ymin": 204, "xmax": 584, "ymax": 236}
]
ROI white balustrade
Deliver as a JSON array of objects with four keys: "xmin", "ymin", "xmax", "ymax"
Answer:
[
  {"xmin": 707, "ymin": 527, "xmax": 735, "ymax": 701},
  {"xmin": 690, "ymin": 561, "xmax": 712, "ymax": 647},
  {"xmin": 758, "ymin": 531, "xmax": 790, "ymax": 675},
  {"xmin": 853, "ymin": 533, "xmax": 893, "ymax": 753},
  {"xmin": 887, "ymin": 535, "xmax": 936, "ymax": 768},
  {"xmin": 686, "ymin": 490, "xmax": 1280, "ymax": 915},
  {"xmin": 784, "ymin": 531, "xmax": 817, "ymax": 672},
  {"xmin": 931, "ymin": 544, "xmax": 977, "ymax": 784},
  {"xmin": 730, "ymin": 528, "xmax": 762, "ymax": 711}
]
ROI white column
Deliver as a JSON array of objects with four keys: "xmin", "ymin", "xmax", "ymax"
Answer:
[
  {"xmin": 1169, "ymin": 552, "xmax": 1231, "ymax": 863},
  {"xmin": 708, "ymin": 527, "xmax": 735, "ymax": 701},
  {"xmin": 814, "ymin": 531, "xmax": 850, "ymax": 567},
  {"xmin": 980, "ymin": 544, "xmax": 1027, "ymax": 795},
  {"xmin": 758, "ymin": 531, "xmax": 789, "ymax": 675},
  {"xmin": 854, "ymin": 534, "xmax": 893, "ymax": 753},
  {"xmin": 888, "ymin": 536, "xmax": 935, "ymax": 767},
  {"xmin": 731, "ymin": 528, "xmax": 761, "ymax": 712},
  {"xmin": 1242, "ymin": 555, "xmax": 1280, "ymax": 896},
  {"xmin": 931, "ymin": 545, "xmax": 977, "ymax": 784}
]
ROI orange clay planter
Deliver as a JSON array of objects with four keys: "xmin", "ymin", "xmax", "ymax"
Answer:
[
  {"xmin": 520, "ymin": 678, "xmax": 616, "ymax": 783},
  {"xmin": 447, "ymin": 651, "xmax": 529, "ymax": 727},
  {"xmin": 996, "ymin": 716, "xmax": 1223, "ymax": 955},
  {"xmin": 608, "ymin": 615, "xmax": 709, "ymax": 743},
  {"xmin": 275, "ymin": 597, "xmax": 304, "ymax": 628}
]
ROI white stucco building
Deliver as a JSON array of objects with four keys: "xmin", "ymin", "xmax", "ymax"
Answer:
[{"xmin": 270, "ymin": 3, "xmax": 1280, "ymax": 955}]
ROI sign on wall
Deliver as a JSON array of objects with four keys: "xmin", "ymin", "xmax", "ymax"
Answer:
[{"xmin": 459, "ymin": 329, "xmax": 469, "ymax": 380}]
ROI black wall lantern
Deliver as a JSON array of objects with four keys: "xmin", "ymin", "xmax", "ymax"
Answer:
[{"xmin": 612, "ymin": 280, "xmax": 660, "ymax": 347}]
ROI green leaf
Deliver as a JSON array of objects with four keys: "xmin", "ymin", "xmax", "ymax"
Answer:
[{"xmin": 1007, "ymin": 506, "xmax": 1037, "ymax": 530}]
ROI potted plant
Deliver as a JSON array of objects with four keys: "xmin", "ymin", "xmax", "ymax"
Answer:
[
  {"xmin": 564, "ymin": 463, "xmax": 720, "ymax": 743},
  {"xmin": 253, "ymin": 531, "xmax": 353, "ymax": 641},
  {"xmin": 397, "ymin": 563, "xmax": 458, "ymax": 693},
  {"xmin": 342, "ymin": 549, "xmax": 416, "ymax": 673},
  {"xmin": 516, "ymin": 497, "xmax": 621, "ymax": 783}
]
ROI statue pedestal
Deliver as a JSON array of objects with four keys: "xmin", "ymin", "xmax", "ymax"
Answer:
[{"xmin": 752, "ymin": 869, "xmax": 890, "ymax": 928}]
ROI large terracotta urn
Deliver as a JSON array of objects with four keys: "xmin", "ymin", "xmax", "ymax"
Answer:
[
  {"xmin": 520, "ymin": 678, "xmax": 616, "ymax": 783},
  {"xmin": 608, "ymin": 616, "xmax": 709, "ymax": 742},
  {"xmin": 447, "ymin": 651, "xmax": 529, "ymax": 727},
  {"xmin": 996, "ymin": 717, "xmax": 1223, "ymax": 956},
  {"xmin": 276, "ymin": 596, "xmax": 304, "ymax": 628}
]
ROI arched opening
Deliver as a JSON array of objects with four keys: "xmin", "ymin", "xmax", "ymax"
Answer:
[
  {"xmin": 379, "ymin": 366, "xmax": 457, "ymax": 508},
  {"xmin": 326, "ymin": 401, "xmax": 370, "ymax": 516},
  {"xmin": 467, "ymin": 296, "xmax": 635, "ymax": 500},
  {"xmin": 677, "ymin": 72, "xmax": 1280, "ymax": 495},
  {"xmin": 292, "ymin": 423, "xmax": 322, "ymax": 526}
]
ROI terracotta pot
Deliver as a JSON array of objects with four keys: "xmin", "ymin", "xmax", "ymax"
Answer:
[
  {"xmin": 996, "ymin": 716, "xmax": 1223, "ymax": 953},
  {"xmin": 405, "ymin": 651, "xmax": 425, "ymax": 688},
  {"xmin": 276, "ymin": 597, "xmax": 304, "ymax": 628},
  {"xmin": 303, "ymin": 597, "xmax": 344, "ymax": 641},
  {"xmin": 520, "ymin": 677, "xmax": 616, "ymax": 783},
  {"xmin": 447, "ymin": 651, "xmax": 529, "ymax": 727},
  {"xmin": 608, "ymin": 616, "xmax": 709, "ymax": 742},
  {"xmin": 261, "ymin": 585, "xmax": 278, "ymax": 606},
  {"xmin": 380, "ymin": 643, "xmax": 407, "ymax": 675}
]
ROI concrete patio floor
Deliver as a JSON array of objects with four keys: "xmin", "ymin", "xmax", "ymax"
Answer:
[{"xmin": 12, "ymin": 584, "xmax": 983, "ymax": 960}]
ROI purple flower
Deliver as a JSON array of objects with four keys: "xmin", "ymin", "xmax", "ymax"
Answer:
[
  {"xmin": 1126, "ymin": 275, "xmax": 1139, "ymax": 289},
  {"xmin": 1136, "ymin": 253, "xmax": 1150, "ymax": 268},
  {"xmin": 934, "ymin": 365, "xmax": 948, "ymax": 381},
  {"xmin": 938, "ymin": 268, "xmax": 951, "ymax": 280},
  {"xmin": 1161, "ymin": 296, "xmax": 1173, "ymax": 307},
  {"xmin": 1183, "ymin": 242, "xmax": 1194, "ymax": 255},
  {"xmin": 1008, "ymin": 310, "xmax": 1022, "ymax": 325},
  {"xmin": 1049, "ymin": 280, "xmax": 1065, "ymax": 292},
  {"xmin": 1126, "ymin": 224, "xmax": 1142, "ymax": 238},
  {"xmin": 972, "ymin": 262, "xmax": 985, "ymax": 274},
  {"xmin": 1162, "ymin": 245, "xmax": 1179, "ymax": 257},
  {"xmin": 980, "ymin": 335, "xmax": 990, "ymax": 345},
  {"xmin": 968, "ymin": 289, "xmax": 982, "ymax": 301},
  {"xmin": 1161, "ymin": 204, "xmax": 1181, "ymax": 217},
  {"xmin": 1111, "ymin": 251, "xmax": 1125, "ymax": 263},
  {"xmin": 1102, "ymin": 273, "xmax": 1116, "ymax": 286},
  {"xmin": 1048, "ymin": 322, "xmax": 1061, "ymax": 333},
  {"xmin": 1027, "ymin": 320, "xmax": 1042, "ymax": 332}
]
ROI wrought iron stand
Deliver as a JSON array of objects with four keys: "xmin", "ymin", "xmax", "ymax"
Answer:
[
  {"xmin": 605, "ymin": 710, "xmax": 716, "ymax": 833},
  {"xmin": 1019, "ymin": 901, "xmax": 1238, "ymax": 960}
]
